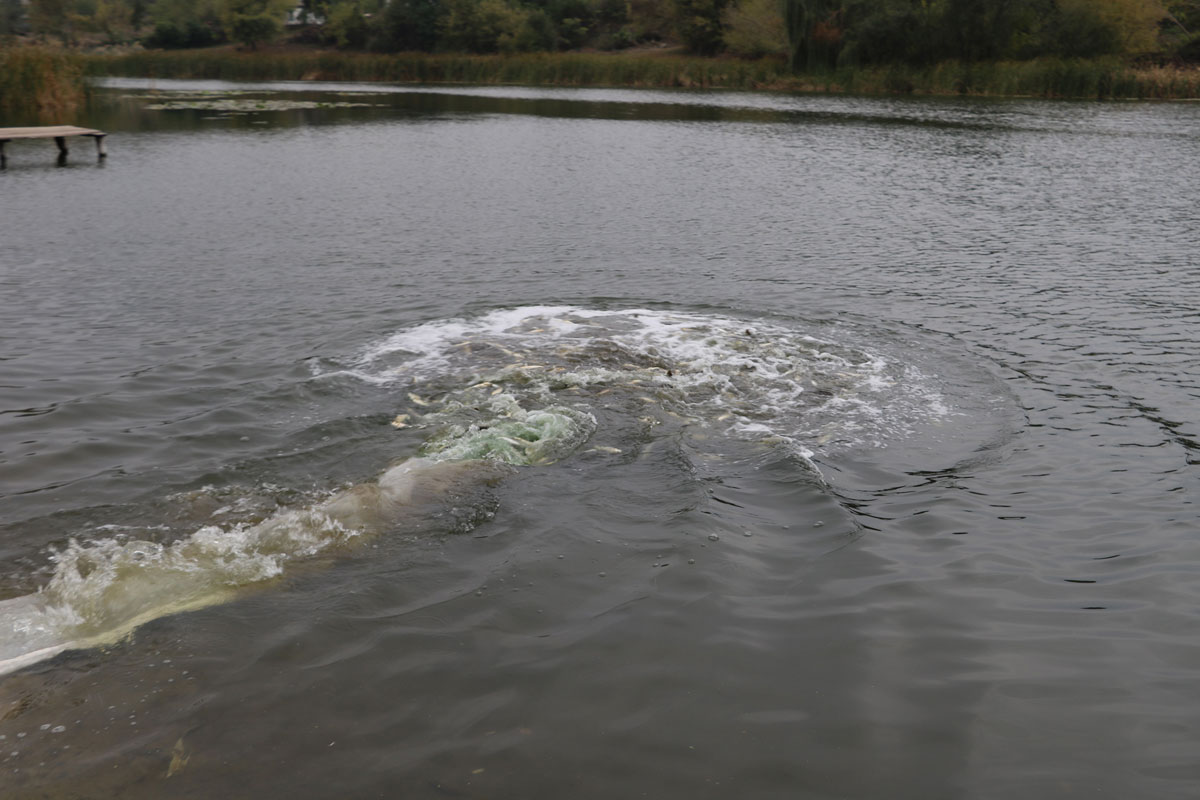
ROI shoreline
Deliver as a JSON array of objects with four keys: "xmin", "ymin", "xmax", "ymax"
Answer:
[{"xmin": 78, "ymin": 47, "xmax": 1200, "ymax": 101}]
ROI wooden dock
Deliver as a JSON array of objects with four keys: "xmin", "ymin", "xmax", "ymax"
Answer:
[{"xmin": 0, "ymin": 126, "xmax": 107, "ymax": 165}]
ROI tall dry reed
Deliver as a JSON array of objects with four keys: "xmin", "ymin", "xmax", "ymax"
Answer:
[
  {"xmin": 829, "ymin": 58, "xmax": 1200, "ymax": 99},
  {"xmin": 0, "ymin": 46, "xmax": 87, "ymax": 120},
  {"xmin": 80, "ymin": 49, "xmax": 1200, "ymax": 99},
  {"xmin": 83, "ymin": 49, "xmax": 794, "ymax": 90}
]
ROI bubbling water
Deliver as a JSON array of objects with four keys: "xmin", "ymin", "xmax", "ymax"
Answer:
[
  {"xmin": 347, "ymin": 306, "xmax": 950, "ymax": 454},
  {"xmin": 420, "ymin": 404, "xmax": 597, "ymax": 466},
  {"xmin": 3, "ymin": 306, "xmax": 952, "ymax": 676}
]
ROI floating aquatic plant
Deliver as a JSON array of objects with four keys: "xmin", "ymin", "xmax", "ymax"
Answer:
[{"xmin": 143, "ymin": 97, "xmax": 377, "ymax": 112}]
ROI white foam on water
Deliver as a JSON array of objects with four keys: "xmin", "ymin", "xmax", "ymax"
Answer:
[
  {"xmin": 420, "ymin": 402, "xmax": 597, "ymax": 466},
  {"xmin": 0, "ymin": 457, "xmax": 520, "ymax": 677},
  {"xmin": 0, "ymin": 509, "xmax": 357, "ymax": 677},
  {"xmin": 340, "ymin": 306, "xmax": 951, "ymax": 453},
  {"xmin": 355, "ymin": 304, "xmax": 582, "ymax": 379}
]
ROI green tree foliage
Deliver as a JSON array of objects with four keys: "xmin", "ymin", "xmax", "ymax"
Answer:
[
  {"xmin": 673, "ymin": 0, "xmax": 731, "ymax": 53},
  {"xmin": 526, "ymin": 0, "xmax": 632, "ymax": 50},
  {"xmin": 373, "ymin": 0, "xmax": 444, "ymax": 50},
  {"xmin": 143, "ymin": 0, "xmax": 224, "ymax": 47},
  {"xmin": 837, "ymin": 0, "xmax": 932, "ymax": 65},
  {"xmin": 151, "ymin": 0, "xmax": 221, "ymax": 27},
  {"xmin": 1082, "ymin": 0, "xmax": 1165, "ymax": 52},
  {"xmin": 556, "ymin": 15, "xmax": 589, "ymax": 48},
  {"xmin": 29, "ymin": 0, "xmax": 74, "ymax": 41},
  {"xmin": 130, "ymin": 0, "xmax": 148, "ymax": 27},
  {"xmin": 144, "ymin": 20, "xmax": 223, "ymax": 47},
  {"xmin": 228, "ymin": 11, "xmax": 277, "ymax": 47},
  {"xmin": 722, "ymin": 0, "xmax": 787, "ymax": 58},
  {"xmin": 937, "ymin": 0, "xmax": 1024, "ymax": 61},
  {"xmin": 94, "ymin": 0, "xmax": 136, "ymax": 42},
  {"xmin": 1040, "ymin": 0, "xmax": 1121, "ymax": 57},
  {"xmin": 626, "ymin": 0, "xmax": 674, "ymax": 41},
  {"xmin": 220, "ymin": 0, "xmax": 288, "ymax": 48},
  {"xmin": 782, "ymin": 0, "xmax": 1172, "ymax": 70},
  {"xmin": 440, "ymin": 0, "xmax": 512, "ymax": 51},
  {"xmin": 325, "ymin": 1, "xmax": 370, "ymax": 47},
  {"xmin": 439, "ymin": 0, "xmax": 554, "ymax": 53}
]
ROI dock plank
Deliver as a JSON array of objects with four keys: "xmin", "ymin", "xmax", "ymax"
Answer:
[
  {"xmin": 0, "ymin": 125, "xmax": 107, "ymax": 163},
  {"xmin": 0, "ymin": 125, "xmax": 105, "ymax": 139}
]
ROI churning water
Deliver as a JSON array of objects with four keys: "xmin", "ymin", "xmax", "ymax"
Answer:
[{"xmin": 0, "ymin": 81, "xmax": 1198, "ymax": 799}]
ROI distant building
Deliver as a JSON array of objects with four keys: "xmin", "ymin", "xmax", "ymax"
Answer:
[{"xmin": 285, "ymin": 6, "xmax": 325, "ymax": 27}]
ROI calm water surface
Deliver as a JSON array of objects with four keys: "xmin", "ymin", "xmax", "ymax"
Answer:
[{"xmin": 1, "ymin": 80, "xmax": 1198, "ymax": 799}]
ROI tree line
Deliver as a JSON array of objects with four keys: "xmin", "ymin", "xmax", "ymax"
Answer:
[{"xmin": 4, "ymin": 0, "xmax": 1199, "ymax": 64}]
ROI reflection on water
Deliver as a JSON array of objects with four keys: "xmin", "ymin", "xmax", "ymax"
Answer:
[{"xmin": 1, "ymin": 81, "xmax": 1200, "ymax": 799}]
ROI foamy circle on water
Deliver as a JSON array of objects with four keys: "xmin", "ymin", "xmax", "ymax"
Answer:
[{"xmin": 342, "ymin": 306, "xmax": 949, "ymax": 453}]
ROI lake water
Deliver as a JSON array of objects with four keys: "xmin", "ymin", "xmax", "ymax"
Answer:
[{"xmin": 1, "ymin": 79, "xmax": 1199, "ymax": 798}]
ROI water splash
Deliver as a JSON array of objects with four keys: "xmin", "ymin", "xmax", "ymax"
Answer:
[
  {"xmin": 343, "ymin": 306, "xmax": 950, "ymax": 453},
  {"xmin": 2, "ymin": 306, "xmax": 947, "ymax": 676},
  {"xmin": 0, "ymin": 456, "xmax": 516, "ymax": 676},
  {"xmin": 420, "ymin": 404, "xmax": 596, "ymax": 466}
]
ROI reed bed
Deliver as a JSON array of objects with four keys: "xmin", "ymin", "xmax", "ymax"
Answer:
[
  {"xmin": 81, "ymin": 49, "xmax": 1200, "ymax": 99},
  {"xmin": 82, "ymin": 49, "xmax": 794, "ymax": 90},
  {"xmin": 0, "ymin": 46, "xmax": 88, "ymax": 119},
  {"xmin": 828, "ymin": 58, "xmax": 1200, "ymax": 99}
]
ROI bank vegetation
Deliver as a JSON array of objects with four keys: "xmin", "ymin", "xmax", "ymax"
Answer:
[
  {"xmin": 0, "ymin": 45, "xmax": 86, "ymax": 116},
  {"xmin": 2, "ymin": 0, "xmax": 1199, "ymax": 100}
]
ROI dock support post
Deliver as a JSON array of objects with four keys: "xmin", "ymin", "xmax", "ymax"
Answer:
[
  {"xmin": 95, "ymin": 134, "xmax": 107, "ymax": 159},
  {"xmin": 54, "ymin": 136, "xmax": 68, "ymax": 155},
  {"xmin": 0, "ymin": 139, "xmax": 6, "ymax": 168}
]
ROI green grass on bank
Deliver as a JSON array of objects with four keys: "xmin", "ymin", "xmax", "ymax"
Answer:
[{"xmin": 80, "ymin": 48, "xmax": 1200, "ymax": 99}]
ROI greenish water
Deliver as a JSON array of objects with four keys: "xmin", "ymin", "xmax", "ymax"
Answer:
[{"xmin": 1, "ymin": 80, "xmax": 1199, "ymax": 799}]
